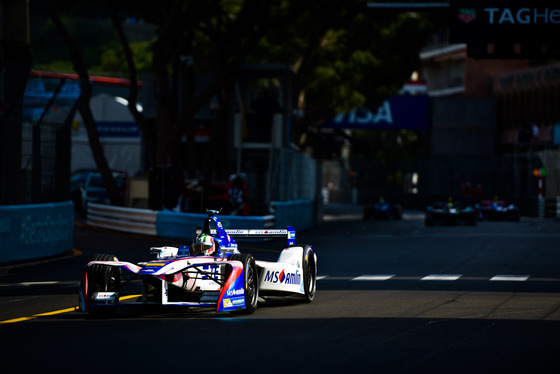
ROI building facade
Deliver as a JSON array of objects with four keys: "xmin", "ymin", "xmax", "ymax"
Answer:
[{"xmin": 418, "ymin": 40, "xmax": 559, "ymax": 214}]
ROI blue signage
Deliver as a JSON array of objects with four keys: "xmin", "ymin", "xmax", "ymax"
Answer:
[
  {"xmin": 327, "ymin": 95, "xmax": 429, "ymax": 130},
  {"xmin": 96, "ymin": 121, "xmax": 140, "ymax": 137},
  {"xmin": 0, "ymin": 202, "xmax": 74, "ymax": 264}
]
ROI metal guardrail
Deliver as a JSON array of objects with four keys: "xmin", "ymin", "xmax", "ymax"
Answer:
[
  {"xmin": 262, "ymin": 215, "xmax": 275, "ymax": 228},
  {"xmin": 87, "ymin": 203, "xmax": 157, "ymax": 236},
  {"xmin": 86, "ymin": 199, "xmax": 317, "ymax": 242},
  {"xmin": 86, "ymin": 203, "xmax": 279, "ymax": 239}
]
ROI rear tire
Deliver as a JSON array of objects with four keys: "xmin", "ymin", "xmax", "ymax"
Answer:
[
  {"xmin": 85, "ymin": 254, "xmax": 120, "ymax": 315},
  {"xmin": 228, "ymin": 253, "xmax": 258, "ymax": 314},
  {"xmin": 302, "ymin": 245, "xmax": 317, "ymax": 303}
]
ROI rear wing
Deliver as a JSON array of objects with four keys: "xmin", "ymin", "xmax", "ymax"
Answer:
[{"xmin": 207, "ymin": 226, "xmax": 296, "ymax": 246}]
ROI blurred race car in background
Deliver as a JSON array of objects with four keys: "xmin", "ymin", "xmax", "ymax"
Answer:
[
  {"xmin": 363, "ymin": 196, "xmax": 402, "ymax": 220},
  {"xmin": 478, "ymin": 198, "xmax": 520, "ymax": 221},
  {"xmin": 79, "ymin": 210, "xmax": 317, "ymax": 316},
  {"xmin": 425, "ymin": 198, "xmax": 477, "ymax": 226}
]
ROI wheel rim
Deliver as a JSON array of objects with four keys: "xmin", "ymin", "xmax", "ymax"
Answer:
[{"xmin": 107, "ymin": 272, "xmax": 119, "ymax": 291}]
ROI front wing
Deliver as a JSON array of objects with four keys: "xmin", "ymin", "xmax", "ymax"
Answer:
[
  {"xmin": 257, "ymin": 261, "xmax": 305, "ymax": 296},
  {"xmin": 79, "ymin": 258, "xmax": 249, "ymax": 313},
  {"xmin": 255, "ymin": 245, "xmax": 311, "ymax": 297}
]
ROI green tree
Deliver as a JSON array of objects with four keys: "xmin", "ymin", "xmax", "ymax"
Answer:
[
  {"xmin": 108, "ymin": 0, "xmax": 310, "ymax": 208},
  {"xmin": 250, "ymin": 2, "xmax": 433, "ymax": 154},
  {"xmin": 41, "ymin": 0, "xmax": 437, "ymax": 208}
]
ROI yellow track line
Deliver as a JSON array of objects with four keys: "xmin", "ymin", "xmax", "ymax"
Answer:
[{"xmin": 0, "ymin": 294, "xmax": 141, "ymax": 325}]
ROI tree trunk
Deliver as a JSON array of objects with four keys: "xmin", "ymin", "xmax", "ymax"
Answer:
[
  {"xmin": 47, "ymin": 0, "xmax": 121, "ymax": 206},
  {"xmin": 107, "ymin": 2, "xmax": 156, "ymax": 169},
  {"xmin": 151, "ymin": 2, "xmax": 185, "ymax": 209}
]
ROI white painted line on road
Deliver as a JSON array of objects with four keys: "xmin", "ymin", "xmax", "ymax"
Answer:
[
  {"xmin": 309, "ymin": 274, "xmax": 555, "ymax": 282},
  {"xmin": 421, "ymin": 274, "xmax": 462, "ymax": 281},
  {"xmin": 490, "ymin": 275, "xmax": 530, "ymax": 281},
  {"xmin": 20, "ymin": 281, "xmax": 59, "ymax": 286},
  {"xmin": 352, "ymin": 274, "xmax": 396, "ymax": 281}
]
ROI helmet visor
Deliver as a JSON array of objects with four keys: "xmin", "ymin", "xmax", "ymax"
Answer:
[{"xmin": 192, "ymin": 243, "xmax": 213, "ymax": 254}]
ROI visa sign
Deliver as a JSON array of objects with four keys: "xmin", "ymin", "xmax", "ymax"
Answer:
[
  {"xmin": 327, "ymin": 95, "xmax": 428, "ymax": 130},
  {"xmin": 333, "ymin": 101, "xmax": 393, "ymax": 126}
]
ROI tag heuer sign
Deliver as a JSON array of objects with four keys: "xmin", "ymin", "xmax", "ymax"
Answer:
[
  {"xmin": 450, "ymin": 0, "xmax": 560, "ymax": 45},
  {"xmin": 458, "ymin": 8, "xmax": 476, "ymax": 24}
]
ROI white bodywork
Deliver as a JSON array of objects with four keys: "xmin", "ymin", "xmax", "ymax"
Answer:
[{"xmin": 149, "ymin": 245, "xmax": 313, "ymax": 296}]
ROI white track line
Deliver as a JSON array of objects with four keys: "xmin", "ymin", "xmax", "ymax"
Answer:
[
  {"xmin": 421, "ymin": 274, "xmax": 463, "ymax": 281},
  {"xmin": 490, "ymin": 275, "xmax": 530, "ymax": 281},
  {"xmin": 352, "ymin": 275, "xmax": 396, "ymax": 281}
]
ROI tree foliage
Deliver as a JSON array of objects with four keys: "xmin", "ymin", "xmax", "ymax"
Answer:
[
  {"xmin": 46, "ymin": 0, "xmax": 122, "ymax": 205},
  {"xmin": 245, "ymin": 2, "xmax": 434, "ymax": 157},
  {"xmin": 34, "ymin": 0, "xmax": 439, "ymax": 208}
]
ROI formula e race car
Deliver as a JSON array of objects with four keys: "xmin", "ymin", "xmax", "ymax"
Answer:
[
  {"xmin": 78, "ymin": 210, "xmax": 317, "ymax": 315},
  {"xmin": 362, "ymin": 196, "xmax": 402, "ymax": 220},
  {"xmin": 425, "ymin": 198, "xmax": 477, "ymax": 226},
  {"xmin": 478, "ymin": 198, "xmax": 520, "ymax": 221}
]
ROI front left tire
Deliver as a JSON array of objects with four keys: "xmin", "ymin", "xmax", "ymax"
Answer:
[
  {"xmin": 82, "ymin": 253, "xmax": 121, "ymax": 315},
  {"xmin": 228, "ymin": 253, "xmax": 258, "ymax": 314}
]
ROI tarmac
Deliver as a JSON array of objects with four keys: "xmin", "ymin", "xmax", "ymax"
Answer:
[{"xmin": 321, "ymin": 202, "xmax": 363, "ymax": 221}]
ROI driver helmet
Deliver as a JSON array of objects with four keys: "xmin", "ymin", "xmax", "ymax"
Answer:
[
  {"xmin": 447, "ymin": 197, "xmax": 453, "ymax": 207},
  {"xmin": 191, "ymin": 233, "xmax": 216, "ymax": 256}
]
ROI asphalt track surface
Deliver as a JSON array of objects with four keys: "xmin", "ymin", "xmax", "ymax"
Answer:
[{"xmin": 2, "ymin": 204, "xmax": 560, "ymax": 373}]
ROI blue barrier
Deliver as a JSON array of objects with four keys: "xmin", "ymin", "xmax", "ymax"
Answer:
[
  {"xmin": 0, "ymin": 199, "xmax": 315, "ymax": 265},
  {"xmin": 0, "ymin": 201, "xmax": 74, "ymax": 265},
  {"xmin": 272, "ymin": 200, "xmax": 314, "ymax": 231},
  {"xmin": 155, "ymin": 211, "xmax": 273, "ymax": 242}
]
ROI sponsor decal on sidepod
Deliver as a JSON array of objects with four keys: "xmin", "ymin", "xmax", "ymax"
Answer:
[{"xmin": 264, "ymin": 269, "xmax": 301, "ymax": 285}]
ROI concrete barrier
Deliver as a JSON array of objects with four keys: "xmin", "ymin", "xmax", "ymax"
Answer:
[
  {"xmin": 0, "ymin": 199, "xmax": 314, "ymax": 265},
  {"xmin": 86, "ymin": 203, "xmax": 275, "ymax": 242},
  {"xmin": 0, "ymin": 201, "xmax": 74, "ymax": 265},
  {"xmin": 272, "ymin": 200, "xmax": 314, "ymax": 231},
  {"xmin": 87, "ymin": 203, "xmax": 157, "ymax": 236}
]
